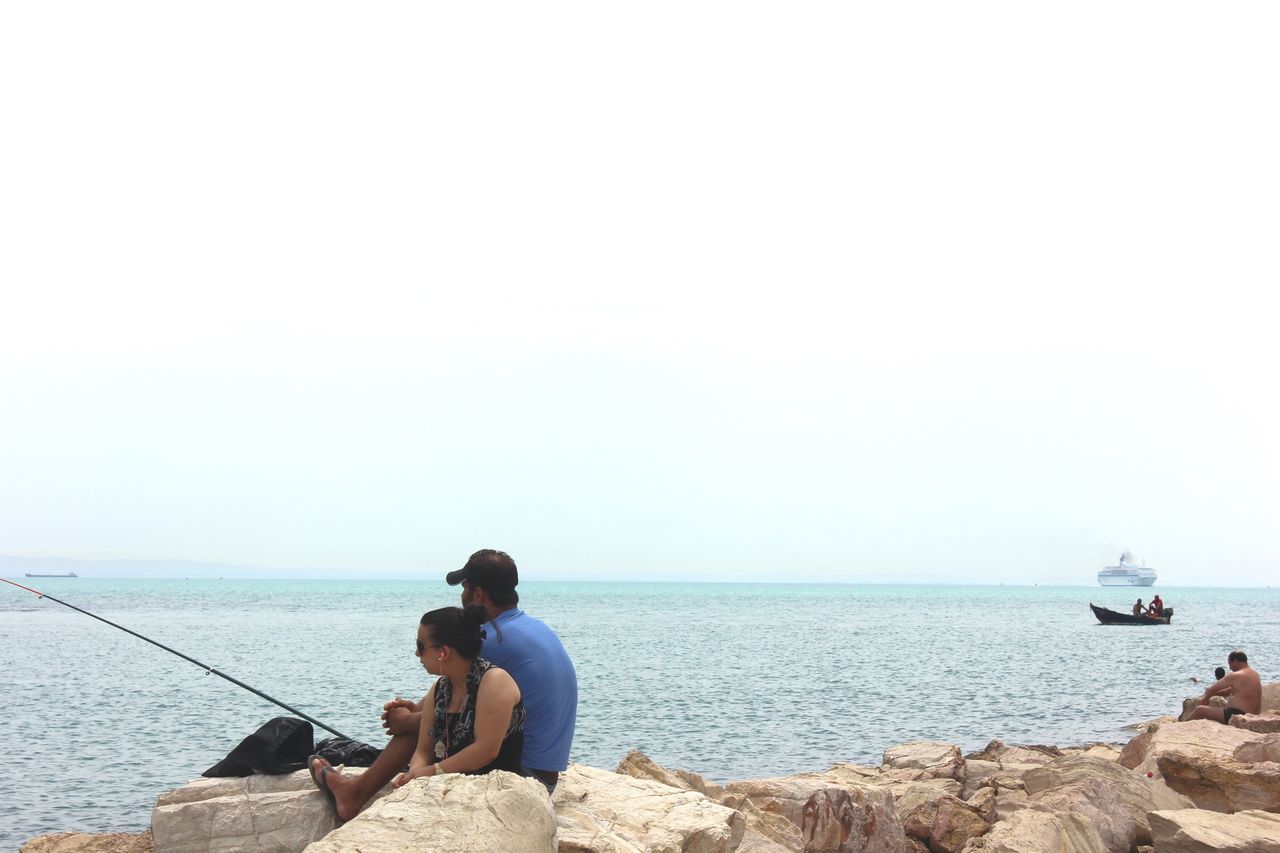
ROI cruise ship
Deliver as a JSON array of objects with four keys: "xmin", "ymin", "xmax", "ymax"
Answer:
[{"xmin": 1096, "ymin": 552, "xmax": 1156, "ymax": 586}]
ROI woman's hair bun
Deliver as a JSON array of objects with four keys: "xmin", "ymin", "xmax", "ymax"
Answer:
[
  {"xmin": 462, "ymin": 603, "xmax": 489, "ymax": 629},
  {"xmin": 420, "ymin": 604, "xmax": 489, "ymax": 659}
]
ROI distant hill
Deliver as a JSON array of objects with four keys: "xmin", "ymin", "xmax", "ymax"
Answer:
[{"xmin": 0, "ymin": 555, "xmax": 423, "ymax": 580}]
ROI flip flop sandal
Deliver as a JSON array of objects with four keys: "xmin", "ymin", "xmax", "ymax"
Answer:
[{"xmin": 308, "ymin": 754, "xmax": 341, "ymax": 818}]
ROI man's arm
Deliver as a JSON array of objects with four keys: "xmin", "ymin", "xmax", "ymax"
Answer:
[{"xmin": 1201, "ymin": 672, "xmax": 1236, "ymax": 703}]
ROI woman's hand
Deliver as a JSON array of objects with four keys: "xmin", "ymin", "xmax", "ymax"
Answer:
[
  {"xmin": 381, "ymin": 697, "xmax": 421, "ymax": 734},
  {"xmin": 393, "ymin": 764, "xmax": 434, "ymax": 788}
]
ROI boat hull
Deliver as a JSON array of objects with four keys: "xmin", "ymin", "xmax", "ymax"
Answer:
[
  {"xmin": 1098, "ymin": 574, "xmax": 1156, "ymax": 587},
  {"xmin": 1090, "ymin": 603, "xmax": 1172, "ymax": 625}
]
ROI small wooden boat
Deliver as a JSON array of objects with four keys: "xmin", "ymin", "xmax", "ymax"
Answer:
[{"xmin": 1090, "ymin": 603, "xmax": 1173, "ymax": 625}]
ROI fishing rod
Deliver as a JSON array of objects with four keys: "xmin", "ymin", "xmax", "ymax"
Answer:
[{"xmin": 2, "ymin": 577, "xmax": 350, "ymax": 740}]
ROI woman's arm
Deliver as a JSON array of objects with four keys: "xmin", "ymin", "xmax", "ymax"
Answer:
[
  {"xmin": 430, "ymin": 668, "xmax": 520, "ymax": 774},
  {"xmin": 393, "ymin": 683, "xmax": 439, "ymax": 787}
]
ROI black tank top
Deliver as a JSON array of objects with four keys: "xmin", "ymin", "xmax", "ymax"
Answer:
[{"xmin": 430, "ymin": 657, "xmax": 526, "ymax": 776}]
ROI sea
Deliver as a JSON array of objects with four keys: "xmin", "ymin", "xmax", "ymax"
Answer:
[{"xmin": 2, "ymin": 578, "xmax": 1277, "ymax": 850}]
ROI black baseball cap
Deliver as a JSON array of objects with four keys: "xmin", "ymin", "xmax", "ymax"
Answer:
[{"xmin": 445, "ymin": 549, "xmax": 519, "ymax": 595}]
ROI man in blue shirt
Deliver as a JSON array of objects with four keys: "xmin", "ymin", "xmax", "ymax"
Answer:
[
  {"xmin": 309, "ymin": 549, "xmax": 577, "ymax": 820},
  {"xmin": 447, "ymin": 549, "xmax": 577, "ymax": 791}
]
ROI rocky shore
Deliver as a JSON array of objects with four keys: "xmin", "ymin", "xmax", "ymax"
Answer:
[{"xmin": 23, "ymin": 686, "xmax": 1280, "ymax": 853}]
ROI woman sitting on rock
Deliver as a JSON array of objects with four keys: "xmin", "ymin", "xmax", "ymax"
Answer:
[{"xmin": 310, "ymin": 604, "xmax": 525, "ymax": 816}]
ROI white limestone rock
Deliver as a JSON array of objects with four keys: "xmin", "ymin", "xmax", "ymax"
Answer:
[
  {"xmin": 1264, "ymin": 682, "xmax": 1280, "ymax": 714},
  {"xmin": 882, "ymin": 742, "xmax": 965, "ymax": 784},
  {"xmin": 305, "ymin": 770, "xmax": 555, "ymax": 853},
  {"xmin": 1071, "ymin": 743, "xmax": 1123, "ymax": 762},
  {"xmin": 1230, "ymin": 712, "xmax": 1280, "ymax": 734},
  {"xmin": 614, "ymin": 750, "xmax": 724, "ymax": 799},
  {"xmin": 21, "ymin": 831, "xmax": 154, "ymax": 853},
  {"xmin": 555, "ymin": 764, "xmax": 745, "ymax": 853},
  {"xmin": 615, "ymin": 752, "xmax": 798, "ymax": 852},
  {"xmin": 965, "ymin": 786, "xmax": 995, "ymax": 823},
  {"xmin": 961, "ymin": 760, "xmax": 1000, "ymax": 799},
  {"xmin": 961, "ymin": 809, "xmax": 1106, "ymax": 853},
  {"xmin": 991, "ymin": 787, "xmax": 1030, "ymax": 823},
  {"xmin": 724, "ymin": 771, "xmax": 907, "ymax": 853},
  {"xmin": 1148, "ymin": 808, "xmax": 1280, "ymax": 852},
  {"xmin": 1117, "ymin": 718, "xmax": 1260, "ymax": 781},
  {"xmin": 894, "ymin": 785, "xmax": 990, "ymax": 853},
  {"xmin": 964, "ymin": 740, "xmax": 1060, "ymax": 768},
  {"xmin": 152, "ymin": 770, "xmax": 341, "ymax": 853},
  {"xmin": 1119, "ymin": 719, "xmax": 1280, "ymax": 812},
  {"xmin": 1021, "ymin": 754, "xmax": 1193, "ymax": 850},
  {"xmin": 151, "ymin": 767, "xmax": 393, "ymax": 853}
]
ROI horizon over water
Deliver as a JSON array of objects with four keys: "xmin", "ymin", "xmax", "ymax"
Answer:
[{"xmin": 3, "ymin": 578, "xmax": 1278, "ymax": 849}]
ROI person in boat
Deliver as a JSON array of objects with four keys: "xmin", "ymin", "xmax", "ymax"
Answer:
[
  {"xmin": 309, "ymin": 549, "xmax": 577, "ymax": 820},
  {"xmin": 1132, "ymin": 598, "xmax": 1145, "ymax": 616},
  {"xmin": 1147, "ymin": 594, "xmax": 1164, "ymax": 617},
  {"xmin": 1186, "ymin": 650, "xmax": 1262, "ymax": 724},
  {"xmin": 310, "ymin": 604, "xmax": 525, "ymax": 816}
]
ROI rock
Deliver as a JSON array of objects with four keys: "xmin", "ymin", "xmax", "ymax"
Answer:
[
  {"xmin": 615, "ymin": 752, "xmax": 797, "ymax": 852},
  {"xmin": 1021, "ymin": 754, "xmax": 1193, "ymax": 850},
  {"xmin": 964, "ymin": 741, "xmax": 1060, "ymax": 767},
  {"xmin": 960, "ymin": 809, "xmax": 1105, "ymax": 853},
  {"xmin": 964, "ymin": 787, "xmax": 995, "ymax": 823},
  {"xmin": 20, "ymin": 832, "xmax": 153, "ymax": 853},
  {"xmin": 801, "ymin": 786, "xmax": 909, "ymax": 853},
  {"xmin": 904, "ymin": 839, "xmax": 929, "ymax": 853},
  {"xmin": 1156, "ymin": 749, "xmax": 1280, "ymax": 813},
  {"xmin": 730, "ymin": 802, "xmax": 804, "ymax": 853},
  {"xmin": 985, "ymin": 771, "xmax": 1027, "ymax": 793},
  {"xmin": 961, "ymin": 760, "xmax": 1000, "ymax": 799},
  {"xmin": 820, "ymin": 763, "xmax": 899, "ymax": 787},
  {"xmin": 1117, "ymin": 719, "xmax": 1261, "ymax": 781},
  {"xmin": 991, "ymin": 788, "xmax": 1030, "ymax": 823},
  {"xmin": 895, "ymin": 786, "xmax": 990, "ymax": 853},
  {"xmin": 1118, "ymin": 719, "xmax": 1280, "ymax": 812},
  {"xmin": 1071, "ymin": 743, "xmax": 1122, "ymax": 762},
  {"xmin": 724, "ymin": 774, "xmax": 905, "ymax": 852},
  {"xmin": 1127, "ymin": 715, "xmax": 1178, "ymax": 734},
  {"xmin": 1234, "ymin": 735, "xmax": 1280, "ymax": 764},
  {"xmin": 1264, "ymin": 682, "xmax": 1280, "ymax": 714},
  {"xmin": 1148, "ymin": 808, "xmax": 1280, "ymax": 852},
  {"xmin": 555, "ymin": 764, "xmax": 745, "ymax": 853},
  {"xmin": 615, "ymin": 750, "xmax": 724, "ymax": 798},
  {"xmin": 303, "ymin": 770, "xmax": 554, "ymax": 852},
  {"xmin": 882, "ymin": 742, "xmax": 965, "ymax": 784},
  {"xmin": 152, "ymin": 769, "xmax": 358, "ymax": 853},
  {"xmin": 1230, "ymin": 712, "xmax": 1280, "ymax": 734}
]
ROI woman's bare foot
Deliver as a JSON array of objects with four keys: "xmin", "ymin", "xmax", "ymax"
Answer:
[{"xmin": 308, "ymin": 756, "xmax": 364, "ymax": 822}]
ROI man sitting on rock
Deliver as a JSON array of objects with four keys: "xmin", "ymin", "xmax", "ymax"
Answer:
[
  {"xmin": 313, "ymin": 549, "xmax": 578, "ymax": 821},
  {"xmin": 1187, "ymin": 650, "xmax": 1261, "ymax": 724}
]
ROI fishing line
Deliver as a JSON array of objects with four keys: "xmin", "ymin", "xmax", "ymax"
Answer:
[{"xmin": 2, "ymin": 577, "xmax": 350, "ymax": 739}]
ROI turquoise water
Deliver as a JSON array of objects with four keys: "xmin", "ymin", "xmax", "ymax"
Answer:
[{"xmin": 2, "ymin": 578, "xmax": 1277, "ymax": 849}]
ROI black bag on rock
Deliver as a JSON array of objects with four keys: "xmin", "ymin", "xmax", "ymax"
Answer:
[
  {"xmin": 203, "ymin": 717, "xmax": 316, "ymax": 777},
  {"xmin": 314, "ymin": 736, "xmax": 382, "ymax": 768}
]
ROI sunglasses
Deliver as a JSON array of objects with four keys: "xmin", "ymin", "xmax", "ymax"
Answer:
[{"xmin": 416, "ymin": 640, "xmax": 443, "ymax": 655}]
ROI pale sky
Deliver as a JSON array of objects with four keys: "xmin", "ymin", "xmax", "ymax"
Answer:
[{"xmin": 2, "ymin": 3, "xmax": 1277, "ymax": 585}]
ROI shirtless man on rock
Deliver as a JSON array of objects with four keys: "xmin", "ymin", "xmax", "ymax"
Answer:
[{"xmin": 1187, "ymin": 650, "xmax": 1262, "ymax": 724}]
